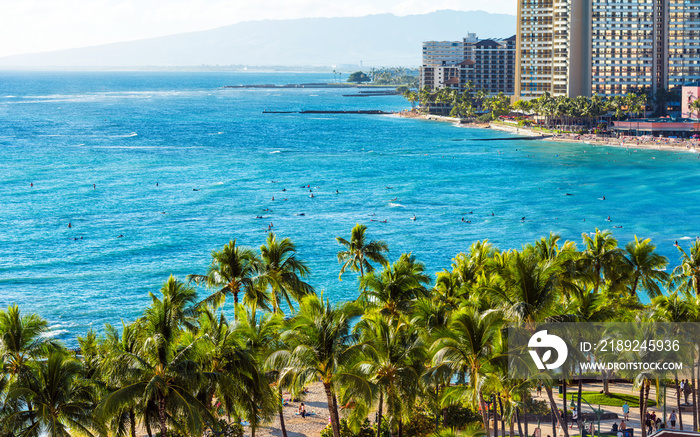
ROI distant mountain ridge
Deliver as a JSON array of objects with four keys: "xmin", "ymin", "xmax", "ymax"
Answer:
[{"xmin": 0, "ymin": 10, "xmax": 515, "ymax": 69}]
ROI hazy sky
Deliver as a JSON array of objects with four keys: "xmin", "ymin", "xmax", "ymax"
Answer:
[{"xmin": 0, "ymin": 0, "xmax": 516, "ymax": 57}]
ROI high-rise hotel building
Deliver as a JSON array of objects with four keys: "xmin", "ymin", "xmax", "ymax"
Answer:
[{"xmin": 515, "ymin": 0, "xmax": 700, "ymax": 99}]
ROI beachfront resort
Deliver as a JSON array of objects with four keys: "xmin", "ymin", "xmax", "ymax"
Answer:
[{"xmin": 415, "ymin": 0, "xmax": 700, "ymax": 141}]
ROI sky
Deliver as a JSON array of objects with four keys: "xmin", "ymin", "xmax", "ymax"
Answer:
[{"xmin": 0, "ymin": 0, "xmax": 516, "ymax": 58}]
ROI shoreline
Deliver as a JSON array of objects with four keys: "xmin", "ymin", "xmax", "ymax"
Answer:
[{"xmin": 396, "ymin": 110, "xmax": 700, "ymax": 154}]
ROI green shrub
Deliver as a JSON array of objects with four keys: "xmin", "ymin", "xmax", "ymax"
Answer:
[
  {"xmin": 321, "ymin": 418, "xmax": 380, "ymax": 437},
  {"xmin": 443, "ymin": 405, "xmax": 481, "ymax": 430},
  {"xmin": 522, "ymin": 391, "xmax": 550, "ymax": 417},
  {"xmin": 477, "ymin": 113, "xmax": 492, "ymax": 123},
  {"xmin": 405, "ymin": 411, "xmax": 436, "ymax": 437}
]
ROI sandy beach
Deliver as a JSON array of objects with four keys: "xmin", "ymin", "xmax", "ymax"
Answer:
[{"xmin": 396, "ymin": 110, "xmax": 700, "ymax": 154}]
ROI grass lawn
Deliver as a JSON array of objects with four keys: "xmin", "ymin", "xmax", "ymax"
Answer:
[{"xmin": 558, "ymin": 391, "xmax": 656, "ymax": 408}]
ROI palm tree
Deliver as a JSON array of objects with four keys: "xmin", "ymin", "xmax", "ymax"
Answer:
[
  {"xmin": 188, "ymin": 239, "xmax": 262, "ymax": 313},
  {"xmin": 5, "ymin": 349, "xmax": 102, "ymax": 437},
  {"xmin": 672, "ymin": 239, "xmax": 700, "ymax": 295},
  {"xmin": 0, "ymin": 304, "xmax": 52, "ymax": 381},
  {"xmin": 354, "ymin": 314, "xmax": 425, "ymax": 437},
  {"xmin": 359, "ymin": 253, "xmax": 430, "ymax": 316},
  {"xmin": 336, "ymin": 223, "xmax": 389, "ymax": 281},
  {"xmin": 99, "ymin": 322, "xmax": 146, "ymax": 437},
  {"xmin": 98, "ymin": 276, "xmax": 213, "ymax": 437},
  {"xmin": 267, "ymin": 294, "xmax": 362, "ymax": 437},
  {"xmin": 487, "ymin": 250, "xmax": 571, "ymax": 437},
  {"xmin": 428, "ymin": 307, "xmax": 502, "ymax": 434},
  {"xmin": 258, "ymin": 232, "xmax": 314, "ymax": 313},
  {"xmin": 236, "ymin": 306, "xmax": 290, "ymax": 437},
  {"xmin": 623, "ymin": 236, "xmax": 669, "ymax": 299},
  {"xmin": 192, "ymin": 306, "xmax": 272, "ymax": 434},
  {"xmin": 580, "ymin": 229, "xmax": 624, "ymax": 295}
]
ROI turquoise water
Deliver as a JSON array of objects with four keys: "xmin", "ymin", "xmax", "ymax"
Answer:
[{"xmin": 1, "ymin": 71, "xmax": 699, "ymax": 343}]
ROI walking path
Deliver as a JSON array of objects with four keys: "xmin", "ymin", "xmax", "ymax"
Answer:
[{"xmin": 527, "ymin": 382, "xmax": 693, "ymax": 437}]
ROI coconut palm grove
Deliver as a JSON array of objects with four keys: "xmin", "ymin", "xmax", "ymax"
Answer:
[{"xmin": 3, "ymin": 225, "xmax": 700, "ymax": 437}]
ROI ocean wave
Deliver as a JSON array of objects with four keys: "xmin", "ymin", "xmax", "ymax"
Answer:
[
  {"xmin": 388, "ymin": 203, "xmax": 405, "ymax": 208},
  {"xmin": 110, "ymin": 132, "xmax": 138, "ymax": 138},
  {"xmin": 270, "ymin": 150, "xmax": 282, "ymax": 154},
  {"xmin": 41, "ymin": 329, "xmax": 69, "ymax": 338},
  {"xmin": 680, "ymin": 236, "xmax": 694, "ymax": 240}
]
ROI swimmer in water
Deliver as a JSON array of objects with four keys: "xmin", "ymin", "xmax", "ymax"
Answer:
[
  {"xmin": 117, "ymin": 234, "xmax": 124, "ymax": 238},
  {"xmin": 675, "ymin": 241, "xmax": 679, "ymax": 246},
  {"xmin": 411, "ymin": 215, "xmax": 416, "ymax": 221},
  {"xmin": 521, "ymin": 217, "xmax": 525, "ymax": 221},
  {"xmin": 272, "ymin": 196, "xmax": 275, "ymax": 201},
  {"xmin": 336, "ymin": 190, "xmax": 339, "ymax": 194},
  {"xmin": 381, "ymin": 220, "xmax": 387, "ymax": 223},
  {"xmin": 492, "ymin": 212, "xmax": 494, "ymax": 216},
  {"xmin": 30, "ymin": 183, "xmax": 33, "ymax": 187},
  {"xmin": 193, "ymin": 188, "xmax": 199, "ymax": 191},
  {"xmin": 461, "ymin": 217, "xmax": 465, "ymax": 222},
  {"xmin": 93, "ymin": 184, "xmax": 96, "ymax": 190},
  {"xmin": 310, "ymin": 194, "xmax": 314, "ymax": 198},
  {"xmin": 282, "ymin": 188, "xmax": 286, "ymax": 192},
  {"xmin": 68, "ymin": 222, "xmax": 72, "ymax": 229},
  {"xmin": 602, "ymin": 196, "xmax": 605, "ymax": 200},
  {"xmin": 607, "ymin": 216, "xmax": 611, "ymax": 221},
  {"xmin": 156, "ymin": 182, "xmax": 158, "ymax": 186}
]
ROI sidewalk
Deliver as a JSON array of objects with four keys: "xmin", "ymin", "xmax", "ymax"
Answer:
[{"xmin": 519, "ymin": 382, "xmax": 688, "ymax": 437}]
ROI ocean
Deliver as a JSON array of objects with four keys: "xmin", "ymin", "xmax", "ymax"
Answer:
[{"xmin": 1, "ymin": 71, "xmax": 698, "ymax": 343}]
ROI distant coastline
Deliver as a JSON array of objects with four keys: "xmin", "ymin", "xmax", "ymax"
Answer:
[{"xmin": 396, "ymin": 110, "xmax": 700, "ymax": 154}]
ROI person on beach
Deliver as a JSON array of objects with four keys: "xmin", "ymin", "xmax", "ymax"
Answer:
[
  {"xmin": 620, "ymin": 420, "xmax": 627, "ymax": 431},
  {"xmin": 622, "ymin": 401, "xmax": 629, "ymax": 421},
  {"xmin": 298, "ymin": 402, "xmax": 306, "ymax": 418},
  {"xmin": 670, "ymin": 410, "xmax": 677, "ymax": 429}
]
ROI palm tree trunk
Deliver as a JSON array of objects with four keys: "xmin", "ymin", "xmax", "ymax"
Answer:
[
  {"xmin": 693, "ymin": 348, "xmax": 698, "ymax": 432},
  {"xmin": 158, "ymin": 394, "xmax": 168, "ymax": 437},
  {"xmin": 146, "ymin": 417, "xmax": 153, "ymax": 437},
  {"xmin": 498, "ymin": 394, "xmax": 506, "ymax": 437},
  {"xmin": 398, "ymin": 419, "xmax": 403, "ymax": 437},
  {"xmin": 545, "ymin": 385, "xmax": 569, "ymax": 437},
  {"xmin": 676, "ymin": 377, "xmax": 684, "ymax": 430},
  {"xmin": 577, "ymin": 377, "xmax": 583, "ymax": 431},
  {"xmin": 279, "ymin": 386, "xmax": 289, "ymax": 437},
  {"xmin": 640, "ymin": 384, "xmax": 646, "ymax": 437},
  {"xmin": 524, "ymin": 404, "xmax": 529, "ymax": 437},
  {"xmin": 323, "ymin": 382, "xmax": 341, "ymax": 437},
  {"xmin": 562, "ymin": 383, "xmax": 567, "ymax": 430},
  {"xmin": 516, "ymin": 406, "xmax": 524, "ymax": 437},
  {"xmin": 509, "ymin": 416, "xmax": 515, "ymax": 437},
  {"xmin": 480, "ymin": 391, "xmax": 491, "ymax": 437},
  {"xmin": 377, "ymin": 391, "xmax": 384, "ymax": 437},
  {"xmin": 129, "ymin": 408, "xmax": 137, "ymax": 437}
]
